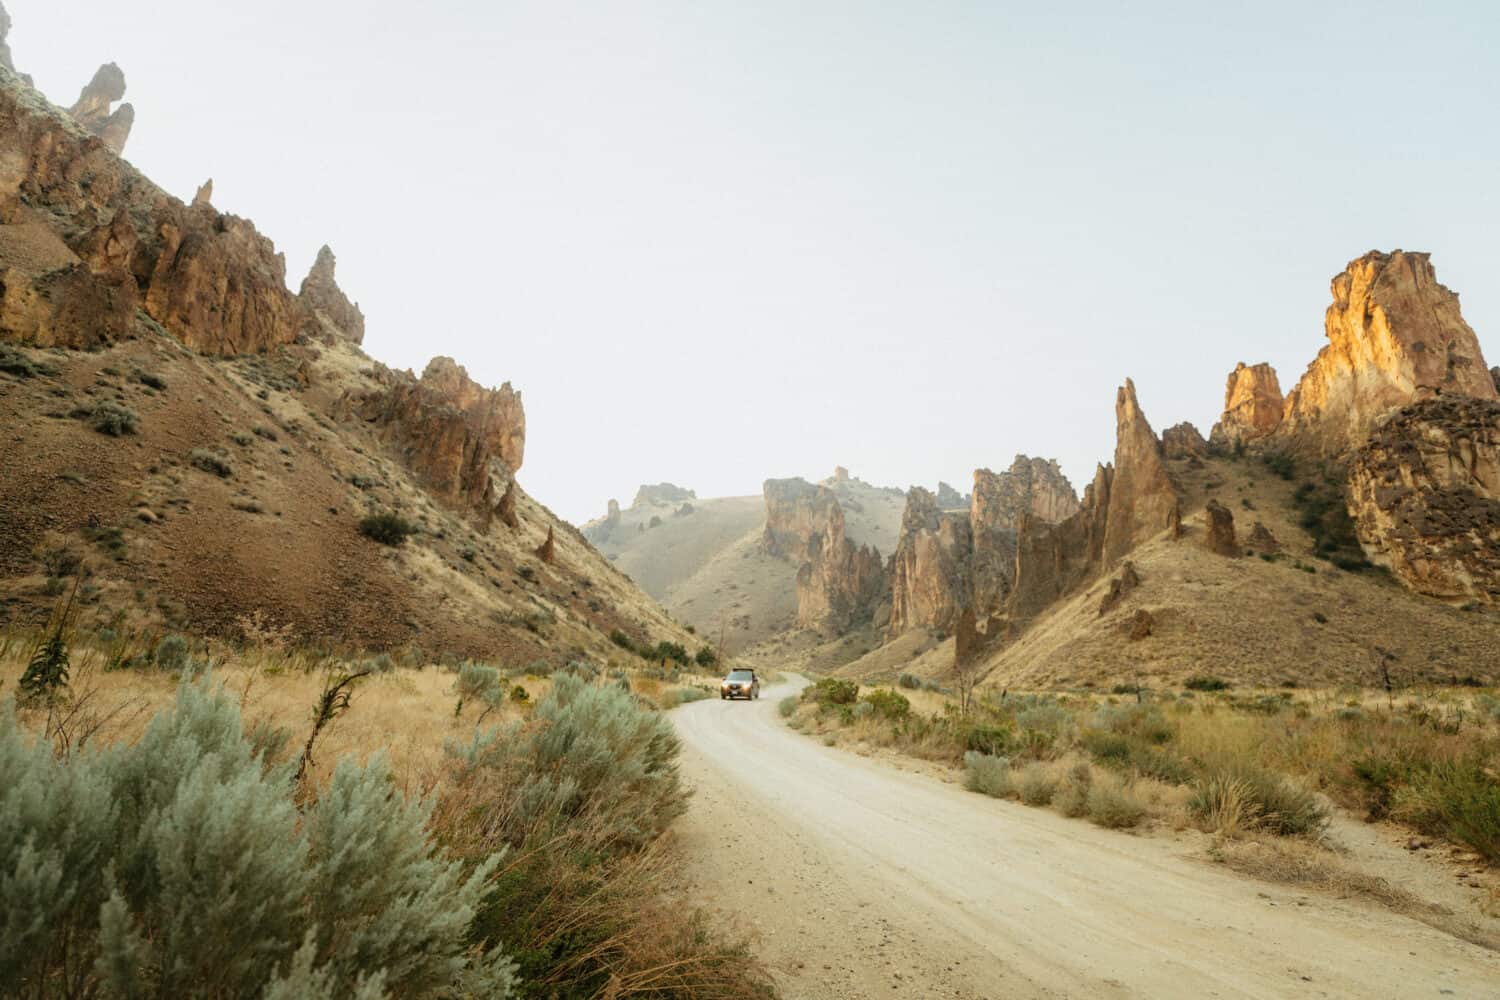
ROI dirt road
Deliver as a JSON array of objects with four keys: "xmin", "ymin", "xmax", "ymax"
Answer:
[{"xmin": 671, "ymin": 678, "xmax": 1498, "ymax": 999}]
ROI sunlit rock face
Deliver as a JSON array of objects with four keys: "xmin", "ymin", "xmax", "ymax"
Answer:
[
  {"xmin": 299, "ymin": 245, "xmax": 365, "ymax": 344},
  {"xmin": 1101, "ymin": 378, "xmax": 1180, "ymax": 566},
  {"xmin": 1349, "ymin": 396, "xmax": 1500, "ymax": 605},
  {"xmin": 342, "ymin": 357, "xmax": 525, "ymax": 521},
  {"xmin": 1280, "ymin": 251, "xmax": 1497, "ymax": 456},
  {"xmin": 1209, "ymin": 363, "xmax": 1283, "ymax": 451},
  {"xmin": 1161, "ymin": 421, "xmax": 1208, "ymax": 460},
  {"xmin": 68, "ymin": 62, "xmax": 133, "ymax": 154}
]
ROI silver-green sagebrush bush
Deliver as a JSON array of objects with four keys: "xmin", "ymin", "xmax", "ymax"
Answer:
[{"xmin": 0, "ymin": 682, "xmax": 515, "ymax": 999}]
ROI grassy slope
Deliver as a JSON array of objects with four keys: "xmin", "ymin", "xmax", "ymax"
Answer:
[{"xmin": 0, "ymin": 336, "xmax": 694, "ymax": 664}]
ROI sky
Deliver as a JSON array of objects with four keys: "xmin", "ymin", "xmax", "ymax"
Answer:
[{"xmin": 14, "ymin": 1, "xmax": 1500, "ymax": 523}]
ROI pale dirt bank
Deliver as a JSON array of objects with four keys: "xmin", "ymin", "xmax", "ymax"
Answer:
[{"xmin": 669, "ymin": 678, "xmax": 1498, "ymax": 1000}]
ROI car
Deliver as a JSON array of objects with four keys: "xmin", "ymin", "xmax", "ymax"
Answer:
[{"xmin": 720, "ymin": 668, "xmax": 760, "ymax": 700}]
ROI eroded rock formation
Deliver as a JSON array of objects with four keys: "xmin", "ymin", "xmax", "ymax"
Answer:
[
  {"xmin": 633, "ymin": 482, "xmax": 696, "ymax": 507},
  {"xmin": 1161, "ymin": 422, "xmax": 1208, "ymax": 460},
  {"xmin": 936, "ymin": 481, "xmax": 968, "ymax": 509},
  {"xmin": 68, "ymin": 63, "xmax": 133, "ymax": 154},
  {"xmin": 344, "ymin": 357, "xmax": 525, "ymax": 521},
  {"xmin": 192, "ymin": 179, "xmax": 213, "ymax": 208},
  {"xmin": 1348, "ymin": 396, "xmax": 1500, "ymax": 605},
  {"xmin": 795, "ymin": 499, "xmax": 887, "ymax": 633},
  {"xmin": 888, "ymin": 487, "xmax": 973, "ymax": 634},
  {"xmin": 0, "ymin": 73, "xmax": 306, "ymax": 355},
  {"xmin": 1280, "ymin": 252, "xmax": 1496, "ymax": 455},
  {"xmin": 535, "ymin": 525, "xmax": 556, "ymax": 564},
  {"xmin": 762, "ymin": 478, "xmax": 827, "ymax": 560},
  {"xmin": 299, "ymin": 245, "xmax": 364, "ymax": 344},
  {"xmin": 1202, "ymin": 500, "xmax": 1239, "ymax": 557},
  {"xmin": 1102, "ymin": 379, "xmax": 1180, "ymax": 565},
  {"xmin": 1209, "ymin": 363, "xmax": 1283, "ymax": 451}
]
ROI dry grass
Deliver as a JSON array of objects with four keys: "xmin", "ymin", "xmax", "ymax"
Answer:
[{"xmin": 1209, "ymin": 838, "xmax": 1500, "ymax": 952}]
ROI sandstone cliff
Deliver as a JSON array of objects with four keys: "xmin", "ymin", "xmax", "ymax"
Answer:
[
  {"xmin": 1101, "ymin": 379, "xmax": 1180, "ymax": 565},
  {"xmin": 299, "ymin": 245, "xmax": 365, "ymax": 344},
  {"xmin": 1209, "ymin": 363, "xmax": 1284, "ymax": 451},
  {"xmin": 762, "ymin": 478, "xmax": 829, "ymax": 561},
  {"xmin": 342, "ymin": 357, "xmax": 525, "ymax": 521},
  {"xmin": 796, "ymin": 499, "xmax": 887, "ymax": 633},
  {"xmin": 1349, "ymin": 396, "xmax": 1500, "ymax": 605},
  {"xmin": 1280, "ymin": 251, "xmax": 1496, "ymax": 455}
]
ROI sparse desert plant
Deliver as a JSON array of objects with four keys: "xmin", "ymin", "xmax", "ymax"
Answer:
[
  {"xmin": 1191, "ymin": 760, "xmax": 1327, "ymax": 837},
  {"xmin": 358, "ymin": 511, "xmax": 418, "ymax": 546},
  {"xmin": 963, "ymin": 752, "xmax": 1014, "ymax": 798},
  {"xmin": 0, "ymin": 680, "xmax": 516, "ymax": 999},
  {"xmin": 560, "ymin": 659, "xmax": 601, "ymax": 682},
  {"xmin": 862, "ymin": 688, "xmax": 911, "ymax": 721},
  {"xmin": 803, "ymin": 677, "xmax": 859, "ymax": 706},
  {"xmin": 509, "ymin": 685, "xmax": 529, "ymax": 703},
  {"xmin": 88, "ymin": 401, "xmax": 139, "ymax": 436},
  {"xmin": 660, "ymin": 687, "xmax": 709, "ymax": 709},
  {"xmin": 778, "ymin": 695, "xmax": 798, "ymax": 718},
  {"xmin": 1388, "ymin": 756, "xmax": 1500, "ymax": 863},
  {"xmin": 153, "ymin": 633, "xmax": 191, "ymax": 673},
  {"xmin": 1055, "ymin": 761, "xmax": 1095, "ymax": 818},
  {"xmin": 897, "ymin": 673, "xmax": 921, "ymax": 690},
  {"xmin": 1184, "ymin": 674, "xmax": 1229, "ymax": 692},
  {"xmin": 1019, "ymin": 762, "xmax": 1058, "ymax": 806},
  {"xmin": 134, "ymin": 369, "xmax": 167, "ymax": 390},
  {"xmin": 458, "ymin": 662, "xmax": 505, "ymax": 702},
  {"xmin": 1086, "ymin": 774, "xmax": 1147, "ymax": 829},
  {"xmin": 189, "ymin": 447, "xmax": 233, "ymax": 477},
  {"xmin": 0, "ymin": 343, "xmax": 57, "ymax": 378}
]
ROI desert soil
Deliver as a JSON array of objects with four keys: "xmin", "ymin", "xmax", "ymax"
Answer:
[{"xmin": 671, "ymin": 677, "xmax": 1499, "ymax": 999}]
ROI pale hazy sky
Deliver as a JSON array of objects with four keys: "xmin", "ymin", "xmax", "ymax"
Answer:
[{"xmin": 16, "ymin": 2, "xmax": 1499, "ymax": 523}]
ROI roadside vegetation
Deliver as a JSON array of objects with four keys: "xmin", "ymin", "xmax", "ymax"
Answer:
[
  {"xmin": 789, "ymin": 675, "xmax": 1500, "ymax": 865},
  {"xmin": 0, "ymin": 618, "xmax": 773, "ymax": 999}
]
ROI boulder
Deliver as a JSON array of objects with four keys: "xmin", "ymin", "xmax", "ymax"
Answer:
[
  {"xmin": 1247, "ymin": 521, "xmax": 1281, "ymax": 554},
  {"xmin": 534, "ymin": 525, "xmax": 555, "ymax": 564},
  {"xmin": 1098, "ymin": 561, "xmax": 1141, "ymax": 616},
  {"xmin": 1202, "ymin": 499, "xmax": 1239, "ymax": 557}
]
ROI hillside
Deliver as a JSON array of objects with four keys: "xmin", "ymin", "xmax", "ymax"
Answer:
[
  {"xmin": 583, "ymin": 469, "xmax": 906, "ymax": 651},
  {"xmin": 0, "ymin": 60, "xmax": 692, "ymax": 664}
]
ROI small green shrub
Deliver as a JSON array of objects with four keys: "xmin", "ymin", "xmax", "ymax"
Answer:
[
  {"xmin": 1184, "ymin": 675, "xmax": 1229, "ymax": 692},
  {"xmin": 897, "ymin": 673, "xmax": 921, "ymax": 690},
  {"xmin": 457, "ymin": 663, "xmax": 504, "ymax": 701},
  {"xmin": 609, "ymin": 629, "xmax": 636, "ymax": 652},
  {"xmin": 89, "ymin": 401, "xmax": 139, "ymax": 436},
  {"xmin": 135, "ymin": 370, "xmax": 167, "ymax": 390},
  {"xmin": 963, "ymin": 752, "xmax": 1014, "ymax": 798},
  {"xmin": 154, "ymin": 634, "xmax": 190, "ymax": 673},
  {"xmin": 802, "ymin": 678, "xmax": 859, "ymax": 706},
  {"xmin": 649, "ymin": 641, "xmax": 690, "ymax": 666},
  {"xmin": 1389, "ymin": 757, "xmax": 1500, "ymax": 863},
  {"xmin": 189, "ymin": 448, "xmax": 233, "ymax": 478},
  {"xmin": 1054, "ymin": 762, "xmax": 1094, "ymax": 818},
  {"xmin": 359, "ymin": 512, "xmax": 418, "ymax": 546},
  {"xmin": 963, "ymin": 724, "xmax": 1010, "ymax": 755},
  {"xmin": 778, "ymin": 696, "xmax": 798, "ymax": 718},
  {"xmin": 1190, "ymin": 760, "xmax": 1328, "ymax": 836},
  {"xmin": 230, "ymin": 430, "xmax": 254, "ymax": 446},
  {"xmin": 861, "ymin": 689, "xmax": 911, "ymax": 721},
  {"xmin": 0, "ymin": 344, "xmax": 57, "ymax": 378},
  {"xmin": 509, "ymin": 685, "xmax": 529, "ymax": 703},
  {"xmin": 694, "ymin": 646, "xmax": 718, "ymax": 668}
]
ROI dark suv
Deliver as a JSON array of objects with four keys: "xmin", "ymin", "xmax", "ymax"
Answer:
[{"xmin": 720, "ymin": 668, "xmax": 760, "ymax": 700}]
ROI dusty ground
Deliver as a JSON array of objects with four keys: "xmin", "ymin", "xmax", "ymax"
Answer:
[{"xmin": 671, "ymin": 677, "xmax": 1500, "ymax": 999}]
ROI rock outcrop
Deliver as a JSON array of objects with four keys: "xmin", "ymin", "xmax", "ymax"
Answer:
[
  {"xmin": 192, "ymin": 179, "xmax": 213, "ymax": 208},
  {"xmin": 535, "ymin": 525, "xmax": 556, "ymax": 564},
  {"xmin": 0, "ymin": 70, "xmax": 307, "ymax": 355},
  {"xmin": 1280, "ymin": 252, "xmax": 1497, "ymax": 455},
  {"xmin": 583, "ymin": 499, "xmax": 621, "ymax": 543},
  {"xmin": 1102, "ymin": 379, "xmax": 1180, "ymax": 565},
  {"xmin": 298, "ymin": 245, "xmax": 364, "ymax": 344},
  {"xmin": 762, "ymin": 478, "xmax": 827, "ymax": 560},
  {"xmin": 1209, "ymin": 363, "xmax": 1283, "ymax": 451},
  {"xmin": 888, "ymin": 487, "xmax": 972, "ymax": 634},
  {"xmin": 68, "ymin": 63, "xmax": 133, "ymax": 154},
  {"xmin": 633, "ymin": 482, "xmax": 696, "ymax": 507},
  {"xmin": 1098, "ymin": 561, "xmax": 1140, "ymax": 616},
  {"xmin": 936, "ymin": 481, "xmax": 968, "ymax": 509},
  {"xmin": 344, "ymin": 357, "xmax": 525, "ymax": 521},
  {"xmin": 1202, "ymin": 500, "xmax": 1239, "ymax": 557},
  {"xmin": 1007, "ymin": 381, "xmax": 1182, "ymax": 623},
  {"xmin": 1161, "ymin": 422, "xmax": 1208, "ymax": 459},
  {"xmin": 0, "ymin": 3, "xmax": 14, "ymax": 74},
  {"xmin": 795, "ymin": 499, "xmax": 887, "ymax": 633},
  {"xmin": 969, "ymin": 456, "xmax": 1080, "ymax": 617},
  {"xmin": 1348, "ymin": 396, "xmax": 1500, "ymax": 605}
]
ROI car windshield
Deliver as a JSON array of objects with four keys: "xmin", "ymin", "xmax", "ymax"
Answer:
[{"xmin": 727, "ymin": 670, "xmax": 754, "ymax": 682}]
